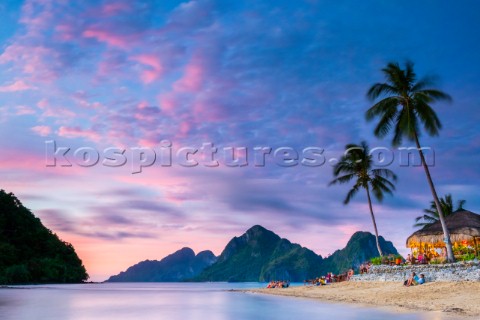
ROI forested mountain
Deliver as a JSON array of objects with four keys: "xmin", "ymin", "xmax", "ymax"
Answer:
[{"xmin": 0, "ymin": 190, "xmax": 88, "ymax": 284}]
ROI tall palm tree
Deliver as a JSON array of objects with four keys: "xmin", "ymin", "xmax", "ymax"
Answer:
[
  {"xmin": 366, "ymin": 61, "xmax": 455, "ymax": 261},
  {"xmin": 329, "ymin": 141, "xmax": 397, "ymax": 257},
  {"xmin": 414, "ymin": 194, "xmax": 466, "ymax": 228}
]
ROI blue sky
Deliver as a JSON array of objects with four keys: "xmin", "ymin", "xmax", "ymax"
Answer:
[{"xmin": 1, "ymin": 0, "xmax": 479, "ymax": 281}]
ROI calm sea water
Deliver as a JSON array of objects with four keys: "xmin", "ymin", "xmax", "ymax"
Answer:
[{"xmin": 0, "ymin": 283, "xmax": 445, "ymax": 320}]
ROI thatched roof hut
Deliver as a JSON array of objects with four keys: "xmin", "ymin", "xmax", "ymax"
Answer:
[{"xmin": 406, "ymin": 210, "xmax": 480, "ymax": 248}]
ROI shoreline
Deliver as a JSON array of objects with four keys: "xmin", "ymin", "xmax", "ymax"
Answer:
[{"xmin": 244, "ymin": 281, "xmax": 480, "ymax": 319}]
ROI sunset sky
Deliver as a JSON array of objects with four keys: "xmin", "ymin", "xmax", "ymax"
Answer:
[{"xmin": 1, "ymin": 0, "xmax": 480, "ymax": 281}]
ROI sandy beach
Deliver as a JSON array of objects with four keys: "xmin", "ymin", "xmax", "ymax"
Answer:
[{"xmin": 247, "ymin": 282, "xmax": 480, "ymax": 318}]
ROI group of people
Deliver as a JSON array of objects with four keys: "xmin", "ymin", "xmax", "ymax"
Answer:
[
  {"xmin": 266, "ymin": 264, "xmax": 427, "ymax": 289},
  {"xmin": 405, "ymin": 253, "xmax": 431, "ymax": 264},
  {"xmin": 304, "ymin": 276, "xmax": 331, "ymax": 286},
  {"xmin": 406, "ymin": 247, "xmax": 447, "ymax": 265},
  {"xmin": 266, "ymin": 280, "xmax": 290, "ymax": 288},
  {"xmin": 359, "ymin": 262, "xmax": 372, "ymax": 274},
  {"xmin": 403, "ymin": 272, "xmax": 426, "ymax": 287},
  {"xmin": 304, "ymin": 269, "xmax": 355, "ymax": 286}
]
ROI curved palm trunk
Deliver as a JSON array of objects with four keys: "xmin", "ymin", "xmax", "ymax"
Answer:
[
  {"xmin": 366, "ymin": 186, "xmax": 383, "ymax": 257},
  {"xmin": 413, "ymin": 132, "xmax": 455, "ymax": 262}
]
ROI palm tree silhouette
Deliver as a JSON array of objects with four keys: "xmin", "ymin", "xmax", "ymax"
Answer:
[
  {"xmin": 366, "ymin": 61, "xmax": 454, "ymax": 261},
  {"xmin": 415, "ymin": 194, "xmax": 466, "ymax": 228},
  {"xmin": 330, "ymin": 141, "xmax": 397, "ymax": 257}
]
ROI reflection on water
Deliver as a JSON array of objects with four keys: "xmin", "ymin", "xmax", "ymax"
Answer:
[{"xmin": 0, "ymin": 283, "xmax": 445, "ymax": 320}]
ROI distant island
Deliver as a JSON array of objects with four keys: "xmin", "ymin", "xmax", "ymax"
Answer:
[
  {"xmin": 107, "ymin": 225, "xmax": 398, "ymax": 282},
  {"xmin": 107, "ymin": 248, "xmax": 216, "ymax": 282},
  {"xmin": 0, "ymin": 190, "xmax": 88, "ymax": 284}
]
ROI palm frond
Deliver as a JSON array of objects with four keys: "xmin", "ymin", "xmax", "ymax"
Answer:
[
  {"xmin": 417, "ymin": 89, "xmax": 452, "ymax": 103},
  {"xmin": 415, "ymin": 194, "xmax": 466, "ymax": 228},
  {"xmin": 329, "ymin": 173, "xmax": 356, "ymax": 186},
  {"xmin": 371, "ymin": 168, "xmax": 397, "ymax": 181},
  {"xmin": 344, "ymin": 184, "xmax": 360, "ymax": 204},
  {"xmin": 367, "ymin": 83, "xmax": 399, "ymax": 101},
  {"xmin": 392, "ymin": 112, "xmax": 405, "ymax": 146},
  {"xmin": 413, "ymin": 99, "xmax": 442, "ymax": 136},
  {"xmin": 404, "ymin": 60, "xmax": 416, "ymax": 88},
  {"xmin": 457, "ymin": 199, "xmax": 466, "ymax": 210},
  {"xmin": 366, "ymin": 61, "xmax": 451, "ymax": 146},
  {"xmin": 410, "ymin": 75, "xmax": 437, "ymax": 92}
]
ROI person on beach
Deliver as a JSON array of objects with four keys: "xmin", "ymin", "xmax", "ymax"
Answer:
[
  {"xmin": 406, "ymin": 254, "xmax": 413, "ymax": 265},
  {"xmin": 326, "ymin": 273, "xmax": 333, "ymax": 283},
  {"xmin": 365, "ymin": 262, "xmax": 372, "ymax": 273},
  {"xmin": 417, "ymin": 253, "xmax": 423, "ymax": 264},
  {"xmin": 440, "ymin": 247, "xmax": 447, "ymax": 262},
  {"xmin": 347, "ymin": 268, "xmax": 354, "ymax": 280},
  {"xmin": 404, "ymin": 272, "xmax": 419, "ymax": 287},
  {"xmin": 417, "ymin": 274, "xmax": 425, "ymax": 284}
]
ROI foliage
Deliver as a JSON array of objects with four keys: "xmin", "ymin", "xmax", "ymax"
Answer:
[
  {"xmin": 366, "ymin": 61, "xmax": 452, "ymax": 146},
  {"xmin": 370, "ymin": 257, "xmax": 382, "ymax": 265},
  {"xmin": 329, "ymin": 141, "xmax": 397, "ymax": 257},
  {"xmin": 329, "ymin": 141, "xmax": 397, "ymax": 204},
  {"xmin": 0, "ymin": 190, "xmax": 88, "ymax": 284},
  {"xmin": 429, "ymin": 258, "xmax": 443, "ymax": 265},
  {"xmin": 318, "ymin": 231, "xmax": 398, "ymax": 273},
  {"xmin": 196, "ymin": 226, "xmax": 324, "ymax": 282},
  {"xmin": 414, "ymin": 194, "xmax": 466, "ymax": 228},
  {"xmin": 366, "ymin": 60, "xmax": 454, "ymax": 262},
  {"xmin": 453, "ymin": 244, "xmax": 476, "ymax": 256},
  {"xmin": 460, "ymin": 253, "xmax": 476, "ymax": 261}
]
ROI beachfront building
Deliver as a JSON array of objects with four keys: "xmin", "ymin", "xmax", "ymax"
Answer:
[{"xmin": 406, "ymin": 210, "xmax": 480, "ymax": 262}]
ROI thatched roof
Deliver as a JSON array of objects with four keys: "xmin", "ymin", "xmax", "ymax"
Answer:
[{"xmin": 406, "ymin": 210, "xmax": 480, "ymax": 247}]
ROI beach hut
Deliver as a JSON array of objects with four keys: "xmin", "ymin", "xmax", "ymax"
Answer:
[{"xmin": 406, "ymin": 209, "xmax": 480, "ymax": 259}]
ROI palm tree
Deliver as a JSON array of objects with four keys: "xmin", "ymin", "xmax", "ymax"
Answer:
[
  {"xmin": 329, "ymin": 141, "xmax": 397, "ymax": 257},
  {"xmin": 414, "ymin": 194, "xmax": 466, "ymax": 228},
  {"xmin": 366, "ymin": 61, "xmax": 455, "ymax": 261}
]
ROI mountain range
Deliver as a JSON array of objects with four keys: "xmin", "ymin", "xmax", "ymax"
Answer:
[
  {"xmin": 195, "ymin": 225, "xmax": 323, "ymax": 282},
  {"xmin": 107, "ymin": 225, "xmax": 399, "ymax": 282},
  {"xmin": 107, "ymin": 247, "xmax": 216, "ymax": 282}
]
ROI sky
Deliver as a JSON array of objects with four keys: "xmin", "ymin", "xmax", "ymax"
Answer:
[{"xmin": 1, "ymin": 0, "xmax": 479, "ymax": 281}]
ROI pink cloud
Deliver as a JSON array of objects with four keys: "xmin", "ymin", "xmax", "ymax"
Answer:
[
  {"xmin": 192, "ymin": 100, "xmax": 226, "ymax": 122},
  {"xmin": 0, "ymin": 44, "xmax": 59, "ymax": 81},
  {"xmin": 130, "ymin": 54, "xmax": 163, "ymax": 84},
  {"xmin": 15, "ymin": 105, "xmax": 36, "ymax": 115},
  {"xmin": 158, "ymin": 93, "xmax": 177, "ymax": 114},
  {"xmin": 0, "ymin": 80, "xmax": 36, "ymax": 92},
  {"xmin": 173, "ymin": 60, "xmax": 204, "ymax": 92},
  {"xmin": 58, "ymin": 126, "xmax": 100, "ymax": 141},
  {"xmin": 82, "ymin": 29, "xmax": 129, "ymax": 48},
  {"xmin": 102, "ymin": 2, "xmax": 131, "ymax": 15},
  {"xmin": 158, "ymin": 93, "xmax": 177, "ymax": 115},
  {"xmin": 131, "ymin": 54, "xmax": 162, "ymax": 70},
  {"xmin": 31, "ymin": 125, "xmax": 52, "ymax": 137},
  {"xmin": 37, "ymin": 98, "xmax": 49, "ymax": 109},
  {"xmin": 55, "ymin": 23, "xmax": 76, "ymax": 41},
  {"xmin": 137, "ymin": 101, "xmax": 149, "ymax": 109},
  {"xmin": 179, "ymin": 121, "xmax": 191, "ymax": 136},
  {"xmin": 37, "ymin": 99, "xmax": 77, "ymax": 120},
  {"xmin": 0, "ymin": 148, "xmax": 81, "ymax": 176}
]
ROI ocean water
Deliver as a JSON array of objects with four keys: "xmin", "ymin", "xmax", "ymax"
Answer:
[{"xmin": 0, "ymin": 283, "xmax": 444, "ymax": 320}]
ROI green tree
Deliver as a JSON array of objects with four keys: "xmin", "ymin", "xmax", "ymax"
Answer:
[
  {"xmin": 366, "ymin": 61, "xmax": 455, "ymax": 262},
  {"xmin": 0, "ymin": 190, "xmax": 89, "ymax": 284},
  {"xmin": 329, "ymin": 141, "xmax": 397, "ymax": 257},
  {"xmin": 414, "ymin": 194, "xmax": 466, "ymax": 228}
]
